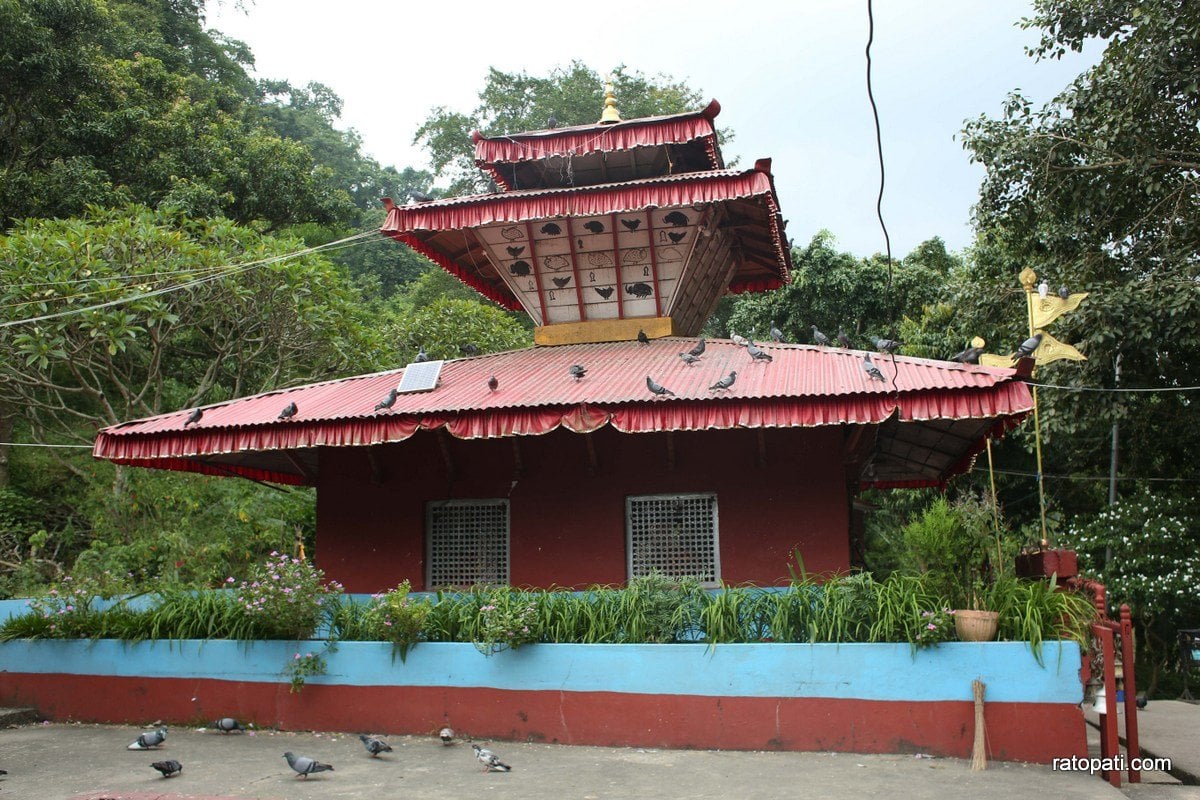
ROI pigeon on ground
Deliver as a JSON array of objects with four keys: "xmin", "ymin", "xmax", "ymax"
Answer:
[
  {"xmin": 128, "ymin": 726, "xmax": 168, "ymax": 750},
  {"xmin": 374, "ymin": 388, "xmax": 398, "ymax": 411},
  {"xmin": 1136, "ymin": 695, "xmax": 1148, "ymax": 710},
  {"xmin": 862, "ymin": 354, "xmax": 886, "ymax": 382},
  {"xmin": 211, "ymin": 717, "xmax": 245, "ymax": 733},
  {"xmin": 870, "ymin": 335, "xmax": 903, "ymax": 354},
  {"xmin": 709, "ymin": 371, "xmax": 737, "ymax": 391},
  {"xmin": 646, "ymin": 376, "xmax": 676, "ymax": 397},
  {"xmin": 770, "ymin": 323, "xmax": 784, "ymax": 343},
  {"xmin": 1013, "ymin": 333, "xmax": 1043, "ymax": 359},
  {"xmin": 569, "ymin": 364, "xmax": 587, "ymax": 381},
  {"xmin": 679, "ymin": 352, "xmax": 700, "ymax": 366},
  {"xmin": 415, "ymin": 346, "xmax": 429, "ymax": 363},
  {"xmin": 687, "ymin": 338, "xmax": 706, "ymax": 358},
  {"xmin": 472, "ymin": 744, "xmax": 512, "ymax": 772},
  {"xmin": 950, "ymin": 345, "xmax": 985, "ymax": 364},
  {"xmin": 637, "ymin": 329, "xmax": 650, "ymax": 346},
  {"xmin": 730, "ymin": 332, "xmax": 749, "ymax": 347},
  {"xmin": 439, "ymin": 727, "xmax": 454, "ymax": 745},
  {"xmin": 1058, "ymin": 285, "xmax": 1070, "ymax": 300},
  {"xmin": 747, "ymin": 342, "xmax": 773, "ymax": 363},
  {"xmin": 284, "ymin": 752, "xmax": 334, "ymax": 779},
  {"xmin": 487, "ymin": 376, "xmax": 498, "ymax": 392},
  {"xmin": 359, "ymin": 734, "xmax": 393, "ymax": 757},
  {"xmin": 277, "ymin": 402, "xmax": 297, "ymax": 421},
  {"xmin": 184, "ymin": 408, "xmax": 203, "ymax": 427},
  {"xmin": 811, "ymin": 326, "xmax": 831, "ymax": 347},
  {"xmin": 150, "ymin": 759, "xmax": 182, "ymax": 778}
]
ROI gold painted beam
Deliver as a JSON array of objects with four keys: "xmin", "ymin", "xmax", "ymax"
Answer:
[{"xmin": 534, "ymin": 316, "xmax": 676, "ymax": 346}]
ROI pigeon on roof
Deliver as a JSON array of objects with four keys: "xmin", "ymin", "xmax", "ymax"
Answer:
[
  {"xmin": 837, "ymin": 327, "xmax": 853, "ymax": 349},
  {"xmin": 637, "ymin": 329, "xmax": 650, "ymax": 346},
  {"xmin": 569, "ymin": 364, "xmax": 587, "ymax": 382},
  {"xmin": 870, "ymin": 335, "xmax": 903, "ymax": 354},
  {"xmin": 460, "ymin": 343, "xmax": 479, "ymax": 356},
  {"xmin": 950, "ymin": 345, "xmax": 985, "ymax": 364},
  {"xmin": 211, "ymin": 717, "xmax": 245, "ymax": 733},
  {"xmin": 1013, "ymin": 333, "xmax": 1043, "ymax": 359},
  {"xmin": 359, "ymin": 734, "xmax": 393, "ymax": 757},
  {"xmin": 687, "ymin": 337, "xmax": 706, "ymax": 358},
  {"xmin": 278, "ymin": 402, "xmax": 298, "ymax": 421},
  {"xmin": 546, "ymin": 114, "xmax": 558, "ymax": 129},
  {"xmin": 679, "ymin": 352, "xmax": 700, "ymax": 366},
  {"xmin": 128, "ymin": 726, "xmax": 167, "ymax": 750},
  {"xmin": 730, "ymin": 332, "xmax": 749, "ymax": 347},
  {"xmin": 770, "ymin": 323, "xmax": 785, "ymax": 343},
  {"xmin": 374, "ymin": 388, "xmax": 398, "ymax": 411},
  {"xmin": 747, "ymin": 342, "xmax": 773, "ymax": 363},
  {"xmin": 415, "ymin": 346, "xmax": 429, "ymax": 363},
  {"xmin": 184, "ymin": 408, "xmax": 203, "ymax": 427},
  {"xmin": 1059, "ymin": 285, "xmax": 1070, "ymax": 300},
  {"xmin": 284, "ymin": 752, "xmax": 334, "ymax": 779},
  {"xmin": 473, "ymin": 744, "xmax": 512, "ymax": 772},
  {"xmin": 646, "ymin": 376, "xmax": 675, "ymax": 397},
  {"xmin": 811, "ymin": 326, "xmax": 831, "ymax": 347},
  {"xmin": 150, "ymin": 759, "xmax": 182, "ymax": 778},
  {"xmin": 487, "ymin": 376, "xmax": 498, "ymax": 392},
  {"xmin": 709, "ymin": 371, "xmax": 737, "ymax": 391},
  {"xmin": 862, "ymin": 354, "xmax": 886, "ymax": 382}
]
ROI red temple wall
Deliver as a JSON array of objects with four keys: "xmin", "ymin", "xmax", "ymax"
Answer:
[{"xmin": 315, "ymin": 425, "xmax": 850, "ymax": 592}]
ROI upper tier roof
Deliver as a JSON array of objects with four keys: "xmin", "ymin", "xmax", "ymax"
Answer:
[{"xmin": 472, "ymin": 100, "xmax": 723, "ymax": 191}]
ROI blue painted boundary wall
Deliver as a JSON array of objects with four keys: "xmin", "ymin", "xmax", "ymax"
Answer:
[{"xmin": 0, "ymin": 639, "xmax": 1082, "ymax": 704}]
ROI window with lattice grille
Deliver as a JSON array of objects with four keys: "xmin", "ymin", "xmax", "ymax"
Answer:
[
  {"xmin": 426, "ymin": 499, "xmax": 509, "ymax": 588},
  {"xmin": 626, "ymin": 493, "xmax": 719, "ymax": 585}
]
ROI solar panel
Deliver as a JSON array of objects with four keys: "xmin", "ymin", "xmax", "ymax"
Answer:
[{"xmin": 396, "ymin": 360, "xmax": 444, "ymax": 393}]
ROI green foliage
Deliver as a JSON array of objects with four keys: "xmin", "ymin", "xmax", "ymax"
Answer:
[
  {"xmin": 915, "ymin": 608, "xmax": 957, "ymax": 648},
  {"xmin": 283, "ymin": 649, "xmax": 328, "ymax": 693},
  {"xmin": 229, "ymin": 552, "xmax": 343, "ymax": 640},
  {"xmin": 358, "ymin": 580, "xmax": 431, "ymax": 661},
  {"xmin": 388, "ymin": 296, "xmax": 532, "ymax": 363},
  {"xmin": 898, "ymin": 494, "xmax": 1007, "ymax": 609},
  {"xmin": 473, "ymin": 587, "xmax": 540, "ymax": 655},
  {"xmin": 415, "ymin": 62, "xmax": 712, "ymax": 194}
]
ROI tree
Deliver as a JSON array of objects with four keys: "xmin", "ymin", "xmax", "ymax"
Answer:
[
  {"xmin": 958, "ymin": 0, "xmax": 1200, "ymax": 516},
  {"xmin": 387, "ymin": 294, "xmax": 532, "ymax": 365},
  {"xmin": 414, "ymin": 62, "xmax": 714, "ymax": 195}
]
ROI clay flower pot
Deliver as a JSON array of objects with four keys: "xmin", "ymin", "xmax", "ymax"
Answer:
[{"xmin": 954, "ymin": 609, "xmax": 1000, "ymax": 642}]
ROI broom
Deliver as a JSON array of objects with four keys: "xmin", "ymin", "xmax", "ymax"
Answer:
[{"xmin": 971, "ymin": 678, "xmax": 987, "ymax": 770}]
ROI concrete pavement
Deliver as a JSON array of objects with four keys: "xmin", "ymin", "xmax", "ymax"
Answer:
[{"xmin": 1, "ymin": 719, "xmax": 1127, "ymax": 800}]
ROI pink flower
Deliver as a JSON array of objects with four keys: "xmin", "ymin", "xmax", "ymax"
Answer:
[
  {"xmin": 226, "ymin": 577, "xmax": 235, "ymax": 584},
  {"xmin": 927, "ymin": 623, "xmax": 936, "ymax": 630},
  {"xmin": 294, "ymin": 653, "xmax": 302, "ymax": 660}
]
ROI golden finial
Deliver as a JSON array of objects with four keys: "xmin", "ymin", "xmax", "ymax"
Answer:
[
  {"xmin": 599, "ymin": 76, "xmax": 621, "ymax": 124},
  {"xmin": 1019, "ymin": 267, "xmax": 1038, "ymax": 291}
]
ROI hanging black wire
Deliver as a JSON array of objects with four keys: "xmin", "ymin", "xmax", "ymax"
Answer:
[{"xmin": 864, "ymin": 0, "xmax": 895, "ymax": 320}]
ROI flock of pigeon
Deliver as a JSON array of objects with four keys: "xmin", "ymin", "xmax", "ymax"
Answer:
[
  {"xmin": 127, "ymin": 719, "xmax": 513, "ymax": 781},
  {"xmin": 181, "ymin": 326, "xmax": 1045, "ymax": 429}
]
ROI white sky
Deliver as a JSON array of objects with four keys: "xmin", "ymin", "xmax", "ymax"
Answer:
[{"xmin": 206, "ymin": 1, "xmax": 1099, "ymax": 258}]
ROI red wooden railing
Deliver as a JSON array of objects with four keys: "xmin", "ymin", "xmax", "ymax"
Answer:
[{"xmin": 1068, "ymin": 578, "xmax": 1141, "ymax": 787}]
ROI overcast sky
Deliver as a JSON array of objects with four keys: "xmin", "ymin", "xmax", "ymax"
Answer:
[{"xmin": 206, "ymin": 1, "xmax": 1099, "ymax": 258}]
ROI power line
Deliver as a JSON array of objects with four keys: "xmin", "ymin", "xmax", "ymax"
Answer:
[
  {"xmin": 0, "ymin": 442, "xmax": 92, "ymax": 449},
  {"xmin": 975, "ymin": 466, "xmax": 1200, "ymax": 483},
  {"xmin": 1029, "ymin": 381, "xmax": 1200, "ymax": 393}
]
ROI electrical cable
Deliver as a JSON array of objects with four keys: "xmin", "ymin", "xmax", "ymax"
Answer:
[{"xmin": 1028, "ymin": 382, "xmax": 1200, "ymax": 393}]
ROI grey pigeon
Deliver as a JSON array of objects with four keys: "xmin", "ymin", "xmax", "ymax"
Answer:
[
  {"xmin": 637, "ymin": 329, "xmax": 650, "ymax": 346},
  {"xmin": 687, "ymin": 338, "xmax": 706, "ymax": 358},
  {"xmin": 415, "ymin": 346, "xmax": 429, "ymax": 363},
  {"xmin": 150, "ymin": 759, "xmax": 182, "ymax": 778},
  {"xmin": 460, "ymin": 343, "xmax": 479, "ymax": 356},
  {"xmin": 374, "ymin": 388, "xmax": 398, "ymax": 411},
  {"xmin": 439, "ymin": 726, "xmax": 454, "ymax": 745},
  {"xmin": 569, "ymin": 364, "xmax": 587, "ymax": 382},
  {"xmin": 408, "ymin": 190, "xmax": 434, "ymax": 203},
  {"xmin": 870, "ymin": 335, "xmax": 903, "ymax": 354},
  {"xmin": 837, "ymin": 327, "xmax": 852, "ymax": 349},
  {"xmin": 278, "ymin": 402, "xmax": 297, "ymax": 421},
  {"xmin": 811, "ymin": 326, "xmax": 831, "ymax": 347},
  {"xmin": 862, "ymin": 354, "xmax": 886, "ymax": 382},
  {"xmin": 679, "ymin": 352, "xmax": 700, "ymax": 366},
  {"xmin": 546, "ymin": 114, "xmax": 558, "ymax": 129},
  {"xmin": 730, "ymin": 332, "xmax": 750, "ymax": 347},
  {"xmin": 128, "ymin": 726, "xmax": 168, "ymax": 750},
  {"xmin": 359, "ymin": 734, "xmax": 393, "ymax": 757},
  {"xmin": 646, "ymin": 376, "xmax": 675, "ymax": 397},
  {"xmin": 950, "ymin": 345, "xmax": 984, "ymax": 364},
  {"xmin": 211, "ymin": 717, "xmax": 245, "ymax": 733},
  {"xmin": 473, "ymin": 744, "xmax": 512, "ymax": 772},
  {"xmin": 1058, "ymin": 285, "xmax": 1070, "ymax": 300},
  {"xmin": 770, "ymin": 323, "xmax": 784, "ymax": 343},
  {"xmin": 1013, "ymin": 333, "xmax": 1043, "ymax": 359},
  {"xmin": 747, "ymin": 342, "xmax": 773, "ymax": 363},
  {"xmin": 487, "ymin": 376, "xmax": 498, "ymax": 392},
  {"xmin": 184, "ymin": 408, "xmax": 203, "ymax": 427},
  {"xmin": 709, "ymin": 371, "xmax": 737, "ymax": 391},
  {"xmin": 284, "ymin": 752, "xmax": 334, "ymax": 779}
]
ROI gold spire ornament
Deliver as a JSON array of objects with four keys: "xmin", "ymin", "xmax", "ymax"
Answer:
[{"xmin": 599, "ymin": 76, "xmax": 622, "ymax": 124}]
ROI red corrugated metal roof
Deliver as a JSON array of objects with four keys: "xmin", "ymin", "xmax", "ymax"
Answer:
[{"xmin": 99, "ymin": 339, "xmax": 1027, "ymax": 437}]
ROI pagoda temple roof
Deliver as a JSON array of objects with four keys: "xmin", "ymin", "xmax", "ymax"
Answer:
[
  {"xmin": 93, "ymin": 340, "xmax": 1033, "ymax": 491},
  {"xmin": 472, "ymin": 99, "xmax": 724, "ymax": 191}
]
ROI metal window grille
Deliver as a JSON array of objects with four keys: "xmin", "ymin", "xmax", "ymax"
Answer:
[
  {"xmin": 626, "ymin": 493, "xmax": 719, "ymax": 585},
  {"xmin": 426, "ymin": 499, "xmax": 509, "ymax": 588}
]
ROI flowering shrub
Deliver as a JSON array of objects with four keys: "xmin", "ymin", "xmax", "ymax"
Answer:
[
  {"xmin": 228, "ymin": 552, "xmax": 343, "ymax": 640},
  {"xmin": 473, "ymin": 590, "xmax": 540, "ymax": 656},
  {"xmin": 23, "ymin": 576, "xmax": 98, "ymax": 638},
  {"xmin": 283, "ymin": 650, "xmax": 328, "ymax": 693},
  {"xmin": 362, "ymin": 580, "xmax": 431, "ymax": 660},
  {"xmin": 915, "ymin": 608, "xmax": 957, "ymax": 648}
]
